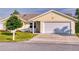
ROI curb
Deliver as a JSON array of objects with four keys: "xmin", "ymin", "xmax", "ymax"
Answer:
[{"xmin": 23, "ymin": 41, "xmax": 79, "ymax": 45}]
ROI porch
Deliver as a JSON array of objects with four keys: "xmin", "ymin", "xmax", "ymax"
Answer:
[{"xmin": 30, "ymin": 21, "xmax": 40, "ymax": 33}]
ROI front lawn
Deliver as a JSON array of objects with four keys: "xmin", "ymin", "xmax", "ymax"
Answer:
[{"xmin": 0, "ymin": 31, "xmax": 37, "ymax": 42}]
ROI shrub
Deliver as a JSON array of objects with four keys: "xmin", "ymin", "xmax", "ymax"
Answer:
[{"xmin": 75, "ymin": 22, "xmax": 79, "ymax": 33}]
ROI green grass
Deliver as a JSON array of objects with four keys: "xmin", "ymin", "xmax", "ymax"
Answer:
[{"xmin": 0, "ymin": 31, "xmax": 37, "ymax": 42}]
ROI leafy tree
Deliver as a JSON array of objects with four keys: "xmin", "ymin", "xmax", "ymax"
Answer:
[
  {"xmin": 75, "ymin": 8, "xmax": 79, "ymax": 33},
  {"xmin": 5, "ymin": 15, "xmax": 23, "ymax": 40},
  {"xmin": 11, "ymin": 10, "xmax": 20, "ymax": 15},
  {"xmin": 75, "ymin": 8, "xmax": 79, "ymax": 15}
]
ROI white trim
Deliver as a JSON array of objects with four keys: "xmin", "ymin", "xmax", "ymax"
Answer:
[
  {"xmin": 32, "ymin": 22, "xmax": 34, "ymax": 34},
  {"xmin": 40, "ymin": 22, "xmax": 45, "ymax": 33}
]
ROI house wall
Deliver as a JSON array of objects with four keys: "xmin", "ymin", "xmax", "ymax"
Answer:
[
  {"xmin": 33, "ymin": 12, "xmax": 74, "ymax": 22},
  {"xmin": 18, "ymin": 23, "xmax": 30, "ymax": 30},
  {"xmin": 40, "ymin": 21, "xmax": 44, "ymax": 33},
  {"xmin": 0, "ymin": 21, "xmax": 5, "ymax": 30}
]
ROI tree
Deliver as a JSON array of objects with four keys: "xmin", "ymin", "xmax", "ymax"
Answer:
[
  {"xmin": 75, "ymin": 8, "xmax": 79, "ymax": 19},
  {"xmin": 11, "ymin": 10, "xmax": 20, "ymax": 15},
  {"xmin": 75, "ymin": 8, "xmax": 79, "ymax": 33},
  {"xmin": 5, "ymin": 15, "xmax": 23, "ymax": 40}
]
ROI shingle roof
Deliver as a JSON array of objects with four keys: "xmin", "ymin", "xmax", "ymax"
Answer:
[
  {"xmin": 1, "ymin": 14, "xmax": 39, "ymax": 23},
  {"xmin": 19, "ymin": 14, "xmax": 39, "ymax": 22}
]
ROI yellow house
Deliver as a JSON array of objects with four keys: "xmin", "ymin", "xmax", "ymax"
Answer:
[
  {"xmin": 28, "ymin": 10, "xmax": 77, "ymax": 35},
  {"xmin": 0, "ymin": 10, "xmax": 77, "ymax": 35}
]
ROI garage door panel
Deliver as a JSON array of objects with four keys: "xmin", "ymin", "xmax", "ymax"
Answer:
[{"xmin": 44, "ymin": 22, "xmax": 71, "ymax": 34}]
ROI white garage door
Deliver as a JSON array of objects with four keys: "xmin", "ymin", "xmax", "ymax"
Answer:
[{"xmin": 44, "ymin": 22, "xmax": 71, "ymax": 34}]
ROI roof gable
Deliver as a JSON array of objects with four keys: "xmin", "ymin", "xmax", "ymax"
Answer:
[
  {"xmin": 1, "ymin": 14, "xmax": 39, "ymax": 23},
  {"xmin": 28, "ymin": 10, "xmax": 77, "ymax": 22}
]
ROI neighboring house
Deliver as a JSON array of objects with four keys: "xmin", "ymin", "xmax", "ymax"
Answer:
[
  {"xmin": 0, "ymin": 14, "xmax": 39, "ymax": 31},
  {"xmin": 0, "ymin": 10, "xmax": 77, "ymax": 35},
  {"xmin": 0, "ymin": 17, "xmax": 4, "ymax": 30}
]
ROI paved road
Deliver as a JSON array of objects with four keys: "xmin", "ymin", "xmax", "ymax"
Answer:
[{"xmin": 0, "ymin": 42, "xmax": 79, "ymax": 51}]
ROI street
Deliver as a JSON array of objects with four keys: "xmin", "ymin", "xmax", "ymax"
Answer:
[{"xmin": 0, "ymin": 42, "xmax": 79, "ymax": 51}]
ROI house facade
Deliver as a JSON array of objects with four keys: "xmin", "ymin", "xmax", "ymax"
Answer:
[
  {"xmin": 0, "ymin": 10, "xmax": 77, "ymax": 35},
  {"xmin": 28, "ymin": 10, "xmax": 77, "ymax": 34}
]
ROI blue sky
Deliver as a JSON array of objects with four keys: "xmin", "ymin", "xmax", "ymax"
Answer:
[{"xmin": 0, "ymin": 8, "xmax": 76, "ymax": 18}]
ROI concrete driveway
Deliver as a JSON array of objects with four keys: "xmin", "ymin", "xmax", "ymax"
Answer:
[{"xmin": 26, "ymin": 34, "xmax": 79, "ymax": 44}]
